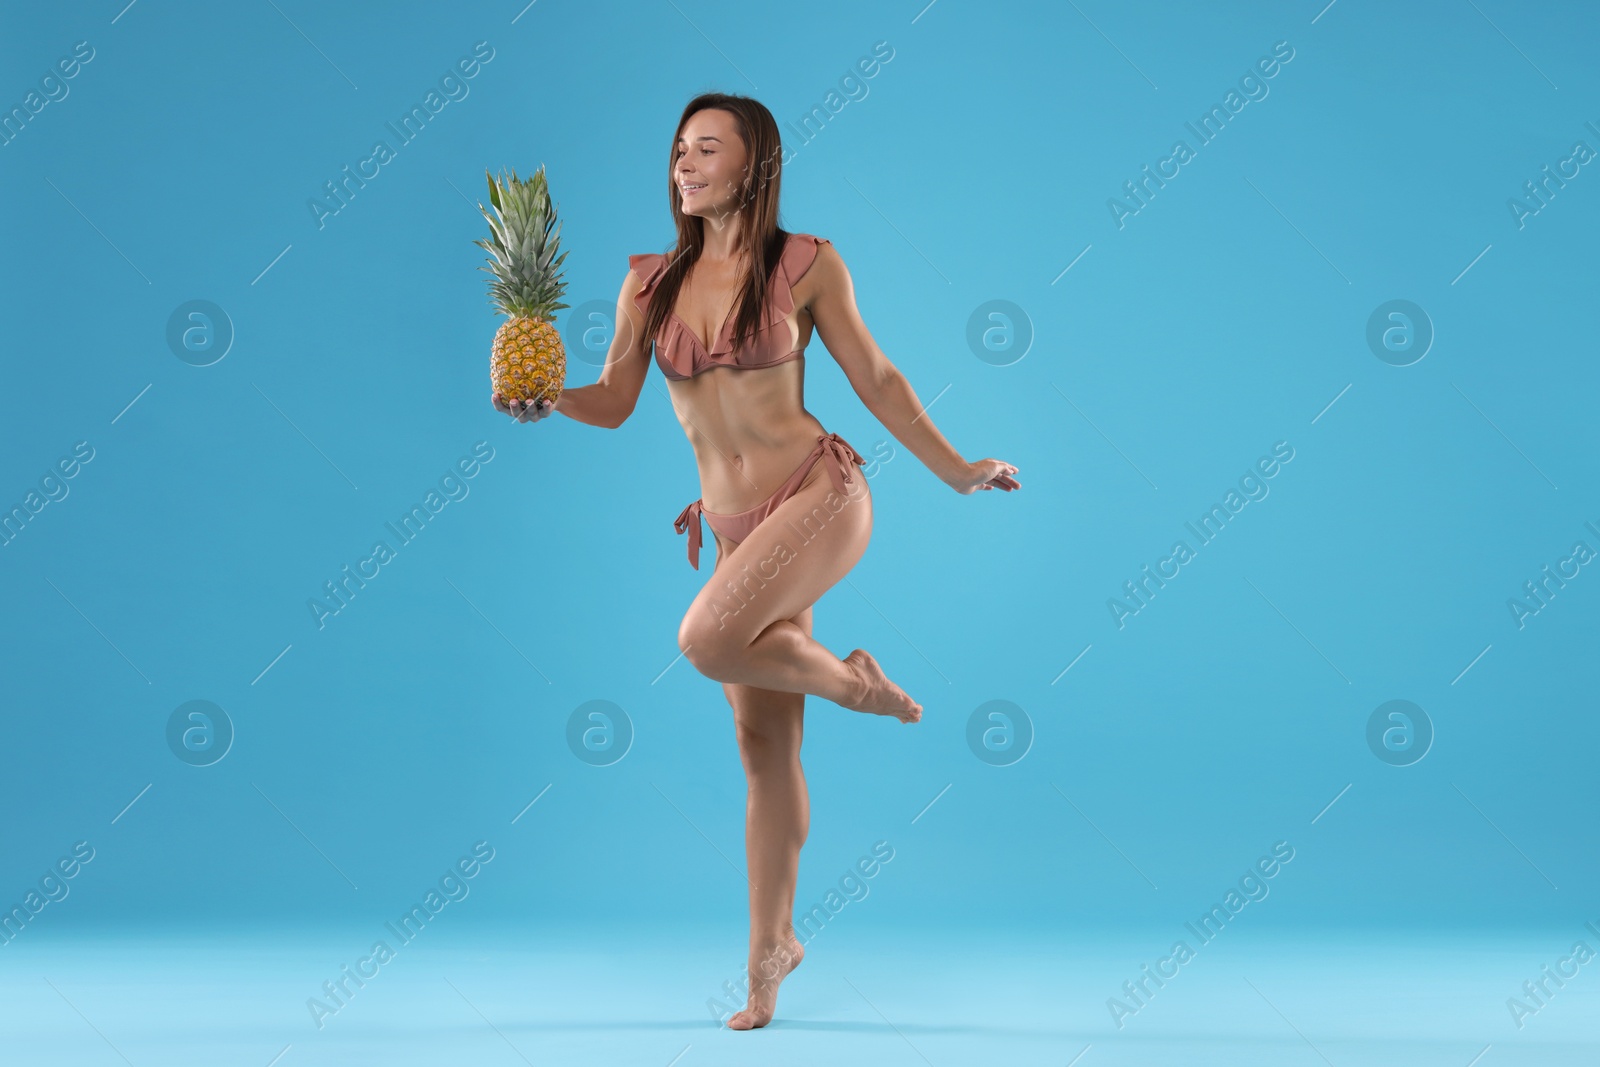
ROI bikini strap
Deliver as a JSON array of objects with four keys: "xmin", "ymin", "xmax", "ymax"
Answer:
[
  {"xmin": 673, "ymin": 499, "xmax": 705, "ymax": 570},
  {"xmin": 818, "ymin": 433, "xmax": 866, "ymax": 494},
  {"xmin": 627, "ymin": 252, "xmax": 670, "ymax": 318}
]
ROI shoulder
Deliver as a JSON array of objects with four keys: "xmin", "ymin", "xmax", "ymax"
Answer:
[
  {"xmin": 626, "ymin": 249, "xmax": 671, "ymax": 281},
  {"xmin": 784, "ymin": 234, "xmax": 849, "ymax": 312},
  {"xmin": 782, "ymin": 231, "xmax": 839, "ymax": 279},
  {"xmin": 785, "ymin": 231, "xmax": 832, "ymax": 255},
  {"xmin": 624, "ymin": 249, "xmax": 674, "ymax": 306},
  {"xmin": 790, "ymin": 232, "xmax": 846, "ymax": 285}
]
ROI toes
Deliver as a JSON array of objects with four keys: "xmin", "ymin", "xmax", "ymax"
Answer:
[{"xmin": 727, "ymin": 1009, "xmax": 765, "ymax": 1031}]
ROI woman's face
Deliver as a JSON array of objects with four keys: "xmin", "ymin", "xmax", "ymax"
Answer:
[{"xmin": 674, "ymin": 108, "xmax": 748, "ymax": 221}]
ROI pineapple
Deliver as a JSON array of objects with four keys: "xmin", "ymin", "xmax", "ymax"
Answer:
[{"xmin": 476, "ymin": 165, "xmax": 570, "ymax": 406}]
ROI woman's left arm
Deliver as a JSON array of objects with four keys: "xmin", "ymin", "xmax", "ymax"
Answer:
[{"xmin": 807, "ymin": 241, "xmax": 1020, "ymax": 495}]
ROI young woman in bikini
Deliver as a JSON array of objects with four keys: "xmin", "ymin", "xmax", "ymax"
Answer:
[{"xmin": 492, "ymin": 92, "xmax": 1020, "ymax": 1029}]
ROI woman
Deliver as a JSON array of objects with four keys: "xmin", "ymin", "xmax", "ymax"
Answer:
[{"xmin": 492, "ymin": 92, "xmax": 1020, "ymax": 1029}]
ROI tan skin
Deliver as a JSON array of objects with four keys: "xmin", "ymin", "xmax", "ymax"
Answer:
[{"xmin": 492, "ymin": 107, "xmax": 1019, "ymax": 1029}]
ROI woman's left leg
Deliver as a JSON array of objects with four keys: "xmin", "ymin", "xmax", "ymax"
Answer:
[{"xmin": 715, "ymin": 531, "xmax": 810, "ymax": 1030}]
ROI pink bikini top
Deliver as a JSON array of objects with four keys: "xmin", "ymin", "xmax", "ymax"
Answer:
[{"xmin": 628, "ymin": 232, "xmax": 830, "ymax": 381}]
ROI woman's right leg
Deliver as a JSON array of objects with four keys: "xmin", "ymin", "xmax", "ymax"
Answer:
[
  {"xmin": 714, "ymin": 530, "xmax": 810, "ymax": 1031},
  {"xmin": 723, "ymin": 671, "xmax": 809, "ymax": 1029}
]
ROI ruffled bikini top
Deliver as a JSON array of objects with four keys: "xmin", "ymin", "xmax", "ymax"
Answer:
[{"xmin": 628, "ymin": 232, "xmax": 830, "ymax": 381}]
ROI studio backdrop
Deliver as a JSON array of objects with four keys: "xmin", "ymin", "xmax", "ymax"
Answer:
[{"xmin": 2, "ymin": 1, "xmax": 1597, "ymax": 1064}]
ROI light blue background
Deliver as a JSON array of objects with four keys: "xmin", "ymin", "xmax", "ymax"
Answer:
[{"xmin": 2, "ymin": 0, "xmax": 1597, "ymax": 1062}]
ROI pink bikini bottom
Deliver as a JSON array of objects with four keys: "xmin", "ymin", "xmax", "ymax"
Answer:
[{"xmin": 673, "ymin": 431, "xmax": 866, "ymax": 570}]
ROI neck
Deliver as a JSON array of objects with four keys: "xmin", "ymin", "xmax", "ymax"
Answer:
[{"xmin": 697, "ymin": 211, "xmax": 745, "ymax": 264}]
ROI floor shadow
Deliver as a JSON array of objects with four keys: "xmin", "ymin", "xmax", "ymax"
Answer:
[
  {"xmin": 768, "ymin": 1020, "xmax": 1075, "ymax": 1038},
  {"xmin": 485, "ymin": 1019, "xmax": 1076, "ymax": 1038}
]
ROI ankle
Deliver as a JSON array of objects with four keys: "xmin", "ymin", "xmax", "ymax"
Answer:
[
  {"xmin": 837, "ymin": 654, "xmax": 867, "ymax": 708},
  {"xmin": 750, "ymin": 931, "xmax": 796, "ymax": 955},
  {"xmin": 749, "ymin": 933, "xmax": 801, "ymax": 972}
]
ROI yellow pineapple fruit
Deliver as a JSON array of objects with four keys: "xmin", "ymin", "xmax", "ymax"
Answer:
[{"xmin": 476, "ymin": 165, "xmax": 569, "ymax": 406}]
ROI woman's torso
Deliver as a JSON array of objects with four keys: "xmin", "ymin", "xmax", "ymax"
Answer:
[{"xmin": 633, "ymin": 232, "xmax": 831, "ymax": 513}]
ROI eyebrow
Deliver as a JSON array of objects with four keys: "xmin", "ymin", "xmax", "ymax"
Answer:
[{"xmin": 677, "ymin": 135, "xmax": 722, "ymax": 144}]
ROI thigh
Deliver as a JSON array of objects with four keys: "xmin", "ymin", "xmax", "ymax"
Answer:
[
  {"xmin": 686, "ymin": 457, "xmax": 872, "ymax": 652},
  {"xmin": 708, "ymin": 527, "xmax": 817, "ymax": 641},
  {"xmin": 713, "ymin": 530, "xmax": 812, "ymax": 751}
]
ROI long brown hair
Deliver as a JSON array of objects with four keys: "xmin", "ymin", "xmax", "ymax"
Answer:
[{"xmin": 641, "ymin": 93, "xmax": 788, "ymax": 355}]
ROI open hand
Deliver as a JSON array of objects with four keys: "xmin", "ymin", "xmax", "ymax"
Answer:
[
  {"xmin": 950, "ymin": 459, "xmax": 1020, "ymax": 495},
  {"xmin": 492, "ymin": 392, "xmax": 556, "ymax": 424}
]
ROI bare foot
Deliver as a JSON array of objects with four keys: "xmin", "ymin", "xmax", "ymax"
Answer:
[
  {"xmin": 840, "ymin": 649, "xmax": 922, "ymax": 723},
  {"xmin": 727, "ymin": 934, "xmax": 805, "ymax": 1030}
]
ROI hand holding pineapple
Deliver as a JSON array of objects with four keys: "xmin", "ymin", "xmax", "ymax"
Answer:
[
  {"xmin": 477, "ymin": 164, "xmax": 569, "ymax": 421},
  {"xmin": 491, "ymin": 392, "xmax": 556, "ymax": 422}
]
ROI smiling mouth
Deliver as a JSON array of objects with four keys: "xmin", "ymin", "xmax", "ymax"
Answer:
[{"xmin": 680, "ymin": 183, "xmax": 706, "ymax": 195}]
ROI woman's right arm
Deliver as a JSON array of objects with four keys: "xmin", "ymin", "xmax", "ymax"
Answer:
[{"xmin": 494, "ymin": 268, "xmax": 651, "ymax": 429}]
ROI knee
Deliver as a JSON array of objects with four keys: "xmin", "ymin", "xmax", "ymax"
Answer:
[
  {"xmin": 679, "ymin": 613, "xmax": 741, "ymax": 679},
  {"xmin": 736, "ymin": 729, "xmax": 802, "ymax": 777},
  {"xmin": 735, "ymin": 729, "xmax": 775, "ymax": 771}
]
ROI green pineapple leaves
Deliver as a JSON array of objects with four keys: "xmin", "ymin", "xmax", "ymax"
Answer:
[{"xmin": 474, "ymin": 164, "xmax": 570, "ymax": 319}]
